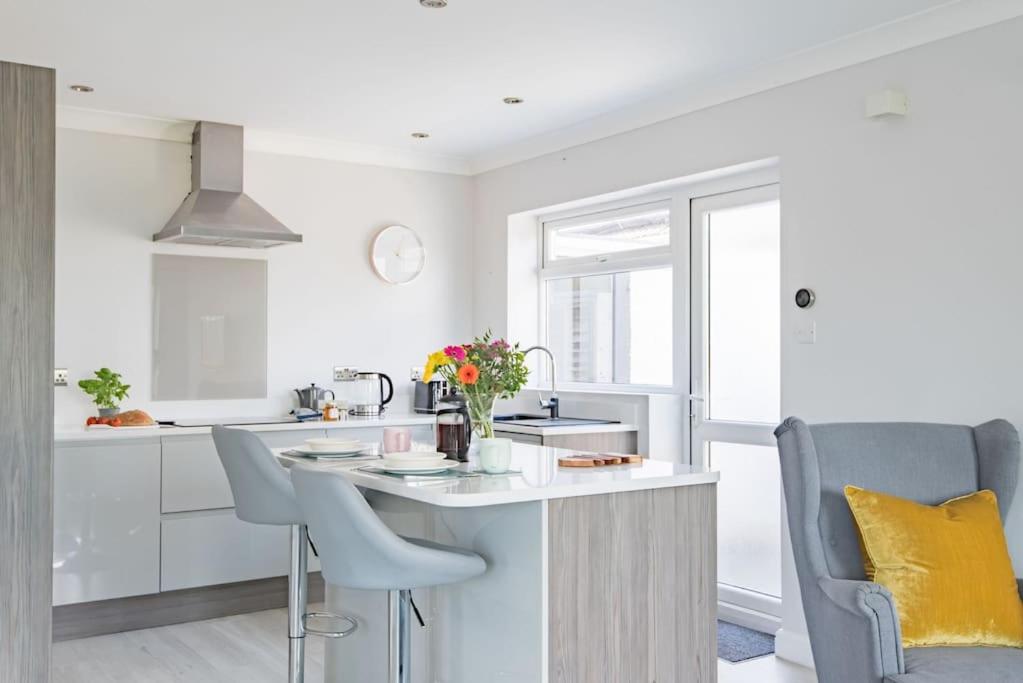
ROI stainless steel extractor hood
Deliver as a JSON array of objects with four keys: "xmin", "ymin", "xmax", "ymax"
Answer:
[{"xmin": 153, "ymin": 121, "xmax": 302, "ymax": 248}]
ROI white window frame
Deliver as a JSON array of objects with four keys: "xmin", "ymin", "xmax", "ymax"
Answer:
[
  {"xmin": 530, "ymin": 165, "xmax": 780, "ymax": 396},
  {"xmin": 538, "ymin": 194, "xmax": 676, "ymax": 392}
]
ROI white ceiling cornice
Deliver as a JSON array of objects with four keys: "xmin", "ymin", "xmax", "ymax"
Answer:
[
  {"xmin": 467, "ymin": 0, "xmax": 1023, "ymax": 174},
  {"xmin": 56, "ymin": 106, "xmax": 474, "ymax": 176}
]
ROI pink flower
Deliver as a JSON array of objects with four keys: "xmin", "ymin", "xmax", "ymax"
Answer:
[
  {"xmin": 444, "ymin": 345, "xmax": 467, "ymax": 362},
  {"xmin": 490, "ymin": 339, "xmax": 510, "ymax": 350}
]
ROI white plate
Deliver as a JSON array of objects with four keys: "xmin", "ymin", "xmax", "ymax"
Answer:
[
  {"xmin": 377, "ymin": 461, "xmax": 460, "ymax": 474},
  {"xmin": 305, "ymin": 438, "xmax": 362, "ymax": 451},
  {"xmin": 291, "ymin": 445, "xmax": 368, "ymax": 456},
  {"xmin": 381, "ymin": 450, "xmax": 446, "ymax": 461},
  {"xmin": 382, "ymin": 458, "xmax": 447, "ymax": 469}
]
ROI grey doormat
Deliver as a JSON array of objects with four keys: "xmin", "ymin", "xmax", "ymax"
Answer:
[{"xmin": 717, "ymin": 620, "xmax": 776, "ymax": 663}]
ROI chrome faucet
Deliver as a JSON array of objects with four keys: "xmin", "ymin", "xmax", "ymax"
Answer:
[{"xmin": 523, "ymin": 345, "xmax": 559, "ymax": 420}]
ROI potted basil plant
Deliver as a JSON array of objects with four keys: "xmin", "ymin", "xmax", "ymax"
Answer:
[{"xmin": 78, "ymin": 368, "xmax": 131, "ymax": 417}]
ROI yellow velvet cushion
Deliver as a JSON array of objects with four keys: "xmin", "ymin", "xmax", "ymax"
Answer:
[{"xmin": 844, "ymin": 486, "xmax": 1023, "ymax": 648}]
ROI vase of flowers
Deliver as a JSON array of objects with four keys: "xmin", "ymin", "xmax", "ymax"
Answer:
[{"xmin": 422, "ymin": 332, "xmax": 529, "ymax": 461}]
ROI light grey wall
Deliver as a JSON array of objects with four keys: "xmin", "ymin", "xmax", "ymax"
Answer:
[
  {"xmin": 54, "ymin": 129, "xmax": 474, "ymax": 424},
  {"xmin": 0, "ymin": 60, "xmax": 55, "ymax": 683},
  {"xmin": 471, "ymin": 17, "xmax": 1023, "ymax": 660}
]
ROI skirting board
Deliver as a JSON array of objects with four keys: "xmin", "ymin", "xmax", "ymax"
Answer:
[
  {"xmin": 717, "ymin": 600, "xmax": 781, "ymax": 636},
  {"xmin": 53, "ymin": 572, "xmax": 325, "ymax": 642},
  {"xmin": 774, "ymin": 627, "xmax": 815, "ymax": 669}
]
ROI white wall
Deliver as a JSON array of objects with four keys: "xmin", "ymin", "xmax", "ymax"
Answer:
[
  {"xmin": 472, "ymin": 17, "xmax": 1023, "ymax": 664},
  {"xmin": 55, "ymin": 128, "xmax": 474, "ymax": 425}
]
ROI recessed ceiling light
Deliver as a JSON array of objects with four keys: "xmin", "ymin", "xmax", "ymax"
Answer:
[
  {"xmin": 420, "ymin": 0, "xmax": 447, "ymax": 7},
  {"xmin": 69, "ymin": 84, "xmax": 94, "ymax": 93},
  {"xmin": 411, "ymin": 132, "xmax": 430, "ymax": 139},
  {"xmin": 503, "ymin": 96, "xmax": 524, "ymax": 105}
]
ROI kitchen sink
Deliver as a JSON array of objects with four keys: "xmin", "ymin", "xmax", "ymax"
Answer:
[{"xmin": 493, "ymin": 414, "xmax": 619, "ymax": 428}]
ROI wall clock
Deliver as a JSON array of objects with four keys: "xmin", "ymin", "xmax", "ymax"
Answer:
[{"xmin": 370, "ymin": 225, "xmax": 426, "ymax": 285}]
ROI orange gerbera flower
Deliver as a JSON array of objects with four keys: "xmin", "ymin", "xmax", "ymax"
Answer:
[{"xmin": 457, "ymin": 363, "xmax": 480, "ymax": 385}]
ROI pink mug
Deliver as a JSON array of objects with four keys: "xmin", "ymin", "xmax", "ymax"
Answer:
[{"xmin": 382, "ymin": 426, "xmax": 412, "ymax": 454}]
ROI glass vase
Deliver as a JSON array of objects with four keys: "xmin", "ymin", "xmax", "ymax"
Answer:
[{"xmin": 466, "ymin": 392, "xmax": 497, "ymax": 440}]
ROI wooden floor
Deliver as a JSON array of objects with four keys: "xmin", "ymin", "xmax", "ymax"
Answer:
[
  {"xmin": 53, "ymin": 605, "xmax": 818, "ymax": 683},
  {"xmin": 52, "ymin": 604, "xmax": 325, "ymax": 683}
]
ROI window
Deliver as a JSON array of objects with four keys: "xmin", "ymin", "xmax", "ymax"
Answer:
[{"xmin": 541, "ymin": 201, "xmax": 673, "ymax": 387}]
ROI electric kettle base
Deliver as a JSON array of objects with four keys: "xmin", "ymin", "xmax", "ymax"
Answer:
[{"xmin": 350, "ymin": 405, "xmax": 385, "ymax": 417}]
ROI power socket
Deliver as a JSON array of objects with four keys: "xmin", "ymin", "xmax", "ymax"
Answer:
[
  {"xmin": 333, "ymin": 366, "xmax": 358, "ymax": 382},
  {"xmin": 410, "ymin": 367, "xmax": 423, "ymax": 382},
  {"xmin": 54, "ymin": 368, "xmax": 68, "ymax": 387}
]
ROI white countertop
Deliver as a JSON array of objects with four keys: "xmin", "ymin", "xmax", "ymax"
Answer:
[
  {"xmin": 278, "ymin": 442, "xmax": 717, "ymax": 508},
  {"xmin": 55, "ymin": 414, "xmax": 638, "ymax": 442},
  {"xmin": 54, "ymin": 413, "xmax": 437, "ymax": 443}
]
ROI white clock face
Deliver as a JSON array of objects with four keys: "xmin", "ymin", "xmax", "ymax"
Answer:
[{"xmin": 371, "ymin": 225, "xmax": 426, "ymax": 285}]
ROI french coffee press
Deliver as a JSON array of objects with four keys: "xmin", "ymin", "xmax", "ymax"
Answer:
[{"xmin": 436, "ymin": 393, "xmax": 471, "ymax": 462}]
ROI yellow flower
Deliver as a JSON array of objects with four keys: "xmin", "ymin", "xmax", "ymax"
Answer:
[{"xmin": 422, "ymin": 350, "xmax": 450, "ymax": 383}]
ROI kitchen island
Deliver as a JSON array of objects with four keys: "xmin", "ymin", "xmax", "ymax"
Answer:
[{"xmin": 281, "ymin": 443, "xmax": 718, "ymax": 683}]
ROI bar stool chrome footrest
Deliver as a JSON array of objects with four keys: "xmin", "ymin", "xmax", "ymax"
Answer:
[{"xmin": 302, "ymin": 611, "xmax": 359, "ymax": 639}]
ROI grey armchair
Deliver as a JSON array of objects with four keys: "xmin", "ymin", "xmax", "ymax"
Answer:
[{"xmin": 775, "ymin": 418, "xmax": 1023, "ymax": 683}]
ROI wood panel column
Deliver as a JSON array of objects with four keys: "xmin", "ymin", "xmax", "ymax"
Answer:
[{"xmin": 0, "ymin": 60, "xmax": 56, "ymax": 683}]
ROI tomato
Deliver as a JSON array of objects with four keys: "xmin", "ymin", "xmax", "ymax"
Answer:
[
  {"xmin": 86, "ymin": 416, "xmax": 98, "ymax": 426},
  {"xmin": 97, "ymin": 416, "xmax": 110, "ymax": 425},
  {"xmin": 110, "ymin": 417, "xmax": 123, "ymax": 427}
]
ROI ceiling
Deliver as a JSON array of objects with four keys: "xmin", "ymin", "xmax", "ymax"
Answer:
[{"xmin": 0, "ymin": 0, "xmax": 998, "ymax": 170}]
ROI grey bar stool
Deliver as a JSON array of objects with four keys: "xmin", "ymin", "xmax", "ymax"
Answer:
[
  {"xmin": 212, "ymin": 426, "xmax": 357, "ymax": 683},
  {"xmin": 290, "ymin": 465, "xmax": 487, "ymax": 683}
]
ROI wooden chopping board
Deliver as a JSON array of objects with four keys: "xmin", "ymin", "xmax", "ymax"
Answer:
[{"xmin": 558, "ymin": 454, "xmax": 643, "ymax": 468}]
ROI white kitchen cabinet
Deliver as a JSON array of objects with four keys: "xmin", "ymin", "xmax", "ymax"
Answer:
[
  {"xmin": 161, "ymin": 435, "xmax": 235, "ymax": 513},
  {"xmin": 495, "ymin": 431, "xmax": 544, "ymax": 446},
  {"xmin": 255, "ymin": 428, "xmax": 327, "ymax": 450},
  {"xmin": 160, "ymin": 509, "xmax": 293, "ymax": 591},
  {"xmin": 161, "ymin": 429, "xmax": 326, "ymax": 512},
  {"xmin": 56, "ymin": 422, "xmax": 431, "ymax": 602},
  {"xmin": 160, "ymin": 429, "xmax": 326, "ymax": 588},
  {"xmin": 53, "ymin": 439, "xmax": 161, "ymax": 605}
]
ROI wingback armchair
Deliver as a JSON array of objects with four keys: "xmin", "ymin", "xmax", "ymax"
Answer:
[{"xmin": 775, "ymin": 418, "xmax": 1023, "ymax": 683}]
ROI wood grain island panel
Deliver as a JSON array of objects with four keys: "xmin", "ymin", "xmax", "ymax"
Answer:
[{"xmin": 548, "ymin": 485, "xmax": 716, "ymax": 683}]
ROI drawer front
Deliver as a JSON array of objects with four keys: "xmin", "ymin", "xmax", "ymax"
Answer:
[
  {"xmin": 160, "ymin": 511, "xmax": 292, "ymax": 591},
  {"xmin": 54, "ymin": 441, "xmax": 161, "ymax": 605},
  {"xmin": 161, "ymin": 429, "xmax": 326, "ymax": 513},
  {"xmin": 162, "ymin": 435, "xmax": 235, "ymax": 513},
  {"xmin": 495, "ymin": 430, "xmax": 543, "ymax": 446},
  {"xmin": 256, "ymin": 428, "xmax": 327, "ymax": 450}
]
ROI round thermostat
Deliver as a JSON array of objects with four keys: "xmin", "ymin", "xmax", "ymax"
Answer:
[{"xmin": 795, "ymin": 288, "xmax": 816, "ymax": 309}]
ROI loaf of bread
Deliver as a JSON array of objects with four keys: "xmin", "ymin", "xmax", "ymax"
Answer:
[{"xmin": 114, "ymin": 409, "xmax": 155, "ymax": 426}]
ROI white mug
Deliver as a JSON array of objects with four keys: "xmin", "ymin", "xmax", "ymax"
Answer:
[{"xmin": 478, "ymin": 437, "xmax": 512, "ymax": 474}]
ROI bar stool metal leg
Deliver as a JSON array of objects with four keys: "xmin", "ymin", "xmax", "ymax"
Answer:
[
  {"xmin": 388, "ymin": 590, "xmax": 412, "ymax": 683},
  {"xmin": 288, "ymin": 524, "xmax": 309, "ymax": 683}
]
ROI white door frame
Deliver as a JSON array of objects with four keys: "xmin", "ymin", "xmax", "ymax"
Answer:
[{"xmin": 690, "ymin": 183, "xmax": 782, "ymax": 626}]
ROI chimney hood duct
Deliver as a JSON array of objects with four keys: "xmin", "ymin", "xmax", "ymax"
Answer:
[{"xmin": 153, "ymin": 121, "xmax": 302, "ymax": 248}]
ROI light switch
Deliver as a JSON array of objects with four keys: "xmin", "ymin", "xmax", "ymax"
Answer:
[{"xmin": 796, "ymin": 321, "xmax": 816, "ymax": 345}]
